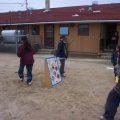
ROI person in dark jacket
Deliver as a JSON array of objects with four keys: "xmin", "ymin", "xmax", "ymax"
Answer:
[
  {"xmin": 56, "ymin": 36, "xmax": 68, "ymax": 77},
  {"xmin": 111, "ymin": 45, "xmax": 120, "ymax": 78},
  {"xmin": 112, "ymin": 31, "xmax": 119, "ymax": 51},
  {"xmin": 17, "ymin": 36, "xmax": 34, "ymax": 85},
  {"xmin": 100, "ymin": 67, "xmax": 120, "ymax": 120}
]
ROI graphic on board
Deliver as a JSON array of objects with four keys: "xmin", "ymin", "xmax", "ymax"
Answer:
[{"xmin": 46, "ymin": 57, "xmax": 62, "ymax": 87}]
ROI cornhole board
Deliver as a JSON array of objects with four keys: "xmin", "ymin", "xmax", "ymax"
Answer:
[{"xmin": 45, "ymin": 57, "xmax": 62, "ymax": 87}]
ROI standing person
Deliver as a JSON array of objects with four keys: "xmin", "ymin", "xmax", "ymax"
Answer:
[
  {"xmin": 17, "ymin": 36, "xmax": 34, "ymax": 85},
  {"xmin": 55, "ymin": 36, "xmax": 68, "ymax": 77},
  {"xmin": 111, "ymin": 31, "xmax": 119, "ymax": 51},
  {"xmin": 111, "ymin": 45, "xmax": 120, "ymax": 78},
  {"xmin": 100, "ymin": 72, "xmax": 120, "ymax": 120}
]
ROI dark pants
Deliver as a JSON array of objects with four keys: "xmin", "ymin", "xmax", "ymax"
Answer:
[
  {"xmin": 18, "ymin": 64, "xmax": 33, "ymax": 84},
  {"xmin": 60, "ymin": 59, "xmax": 65, "ymax": 74},
  {"xmin": 113, "ymin": 44, "xmax": 117, "ymax": 52},
  {"xmin": 114, "ymin": 66, "xmax": 116, "ymax": 77},
  {"xmin": 103, "ymin": 89, "xmax": 120, "ymax": 120}
]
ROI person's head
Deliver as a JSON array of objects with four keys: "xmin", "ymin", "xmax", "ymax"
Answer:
[
  {"xmin": 60, "ymin": 36, "xmax": 66, "ymax": 42},
  {"xmin": 21, "ymin": 36, "xmax": 31, "ymax": 51},
  {"xmin": 116, "ymin": 45, "xmax": 120, "ymax": 52},
  {"xmin": 115, "ymin": 31, "xmax": 119, "ymax": 36}
]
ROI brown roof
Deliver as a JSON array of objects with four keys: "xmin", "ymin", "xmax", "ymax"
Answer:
[{"xmin": 0, "ymin": 3, "xmax": 120, "ymax": 25}]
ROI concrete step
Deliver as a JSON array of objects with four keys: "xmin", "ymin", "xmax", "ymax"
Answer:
[
  {"xmin": 98, "ymin": 56, "xmax": 111, "ymax": 59},
  {"xmin": 104, "ymin": 49, "xmax": 113, "ymax": 53},
  {"xmin": 37, "ymin": 49, "xmax": 55, "ymax": 52},
  {"xmin": 98, "ymin": 52, "xmax": 112, "ymax": 56},
  {"xmin": 36, "ymin": 49, "xmax": 55, "ymax": 54},
  {"xmin": 97, "ymin": 51, "xmax": 112, "ymax": 59},
  {"xmin": 36, "ymin": 51, "xmax": 54, "ymax": 54}
]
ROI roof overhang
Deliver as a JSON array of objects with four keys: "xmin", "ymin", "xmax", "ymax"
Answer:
[{"xmin": 0, "ymin": 20, "xmax": 120, "ymax": 26}]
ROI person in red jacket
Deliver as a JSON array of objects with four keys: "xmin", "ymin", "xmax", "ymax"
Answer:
[{"xmin": 17, "ymin": 36, "xmax": 34, "ymax": 85}]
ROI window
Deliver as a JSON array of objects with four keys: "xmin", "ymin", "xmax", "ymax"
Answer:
[
  {"xmin": 32, "ymin": 25, "xmax": 39, "ymax": 35},
  {"xmin": 59, "ymin": 25, "xmax": 69, "ymax": 35},
  {"xmin": 3, "ymin": 26, "xmax": 10, "ymax": 30},
  {"xmin": 78, "ymin": 24, "xmax": 89, "ymax": 36},
  {"xmin": 17, "ymin": 26, "xmax": 25, "ymax": 34}
]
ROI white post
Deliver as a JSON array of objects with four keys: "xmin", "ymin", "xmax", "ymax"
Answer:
[{"xmin": 16, "ymin": 35, "xmax": 18, "ymax": 54}]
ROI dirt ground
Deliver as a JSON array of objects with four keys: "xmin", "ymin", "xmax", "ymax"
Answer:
[{"xmin": 0, "ymin": 53, "xmax": 120, "ymax": 120}]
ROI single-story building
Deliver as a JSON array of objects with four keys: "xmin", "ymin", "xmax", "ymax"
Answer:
[{"xmin": 0, "ymin": 2, "xmax": 120, "ymax": 53}]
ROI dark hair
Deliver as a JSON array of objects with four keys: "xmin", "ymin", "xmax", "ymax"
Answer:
[
  {"xmin": 116, "ymin": 45, "xmax": 120, "ymax": 52},
  {"xmin": 21, "ymin": 36, "xmax": 32, "ymax": 51}
]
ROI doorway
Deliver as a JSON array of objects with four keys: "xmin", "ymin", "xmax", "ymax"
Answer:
[
  {"xmin": 106, "ymin": 23, "xmax": 117, "ymax": 48},
  {"xmin": 44, "ymin": 24, "xmax": 54, "ymax": 48},
  {"xmin": 100, "ymin": 23, "xmax": 117, "ymax": 50}
]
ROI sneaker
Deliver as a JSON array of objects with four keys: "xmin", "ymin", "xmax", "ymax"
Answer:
[
  {"xmin": 18, "ymin": 77, "xmax": 24, "ymax": 81},
  {"xmin": 28, "ymin": 82, "xmax": 32, "ymax": 85},
  {"xmin": 61, "ymin": 73, "xmax": 66, "ymax": 77},
  {"xmin": 100, "ymin": 116, "xmax": 107, "ymax": 120},
  {"xmin": 114, "ymin": 74, "xmax": 116, "ymax": 79}
]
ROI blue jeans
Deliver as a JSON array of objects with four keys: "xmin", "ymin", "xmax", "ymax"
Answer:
[
  {"xmin": 103, "ymin": 89, "xmax": 120, "ymax": 120},
  {"xmin": 18, "ymin": 64, "xmax": 33, "ymax": 84}
]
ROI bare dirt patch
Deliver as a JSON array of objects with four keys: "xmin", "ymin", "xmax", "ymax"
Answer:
[{"xmin": 0, "ymin": 53, "xmax": 119, "ymax": 120}]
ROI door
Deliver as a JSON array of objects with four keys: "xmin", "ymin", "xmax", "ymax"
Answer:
[
  {"xmin": 106, "ymin": 23, "xmax": 117, "ymax": 47},
  {"xmin": 100, "ymin": 23, "xmax": 117, "ymax": 50},
  {"xmin": 44, "ymin": 24, "xmax": 54, "ymax": 48}
]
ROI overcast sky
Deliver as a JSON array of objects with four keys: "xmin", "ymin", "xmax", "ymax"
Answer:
[{"xmin": 0, "ymin": 0, "xmax": 120, "ymax": 13}]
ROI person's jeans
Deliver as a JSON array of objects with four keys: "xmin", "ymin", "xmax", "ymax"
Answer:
[
  {"xmin": 103, "ymin": 89, "xmax": 120, "ymax": 120},
  {"xmin": 18, "ymin": 64, "xmax": 33, "ymax": 84},
  {"xmin": 59, "ymin": 59, "xmax": 65, "ymax": 75}
]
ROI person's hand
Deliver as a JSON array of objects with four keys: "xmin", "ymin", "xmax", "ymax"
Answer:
[
  {"xmin": 115, "ymin": 64, "xmax": 119, "ymax": 67},
  {"xmin": 112, "ymin": 37, "xmax": 116, "ymax": 40}
]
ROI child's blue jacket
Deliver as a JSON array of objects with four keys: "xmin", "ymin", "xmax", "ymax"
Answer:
[{"xmin": 111, "ymin": 51, "xmax": 120, "ymax": 66}]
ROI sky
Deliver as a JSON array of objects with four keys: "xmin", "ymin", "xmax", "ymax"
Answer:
[{"xmin": 0, "ymin": 0, "xmax": 120, "ymax": 13}]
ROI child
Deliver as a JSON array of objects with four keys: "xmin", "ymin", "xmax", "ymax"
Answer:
[
  {"xmin": 111, "ymin": 45, "xmax": 120, "ymax": 78},
  {"xmin": 17, "ymin": 36, "xmax": 34, "ymax": 85},
  {"xmin": 100, "ymin": 66, "xmax": 120, "ymax": 120}
]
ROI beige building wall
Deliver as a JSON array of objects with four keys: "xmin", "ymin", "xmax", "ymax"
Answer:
[
  {"xmin": 0, "ymin": 23, "xmax": 103, "ymax": 53},
  {"xmin": 54, "ymin": 23, "xmax": 100, "ymax": 53},
  {"xmin": 40, "ymin": 24, "xmax": 44, "ymax": 48},
  {"xmin": 28, "ymin": 25, "xmax": 43, "ymax": 47}
]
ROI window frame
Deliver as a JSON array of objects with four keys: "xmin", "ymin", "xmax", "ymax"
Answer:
[
  {"xmin": 17, "ymin": 26, "xmax": 25, "ymax": 35},
  {"xmin": 59, "ymin": 24, "xmax": 69, "ymax": 35},
  {"xmin": 78, "ymin": 24, "xmax": 89, "ymax": 36},
  {"xmin": 32, "ymin": 25, "xmax": 40, "ymax": 35}
]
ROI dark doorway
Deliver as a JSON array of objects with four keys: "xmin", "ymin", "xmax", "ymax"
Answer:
[
  {"xmin": 100, "ymin": 23, "xmax": 117, "ymax": 51},
  {"xmin": 44, "ymin": 24, "xmax": 54, "ymax": 48},
  {"xmin": 106, "ymin": 23, "xmax": 117, "ymax": 48}
]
